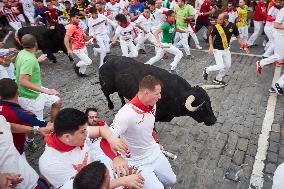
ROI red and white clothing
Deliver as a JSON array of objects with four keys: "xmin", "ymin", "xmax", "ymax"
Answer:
[
  {"xmin": 259, "ymin": 7, "xmax": 284, "ymax": 72},
  {"xmin": 135, "ymin": 14, "xmax": 157, "ymax": 51},
  {"xmin": 105, "ymin": 2, "xmax": 122, "ymax": 18},
  {"xmin": 88, "ymin": 14, "xmax": 116, "ymax": 66},
  {"xmin": 0, "ymin": 6, "xmax": 22, "ymax": 33},
  {"xmin": 109, "ymin": 96, "xmax": 176, "ymax": 189},
  {"xmin": 263, "ymin": 5, "xmax": 280, "ymax": 57},
  {"xmin": 0, "ymin": 116, "xmax": 39, "ymax": 189},
  {"xmin": 66, "ymin": 23, "xmax": 92, "ymax": 74},
  {"xmin": 114, "ymin": 22, "xmax": 138, "ymax": 57},
  {"xmin": 222, "ymin": 8, "xmax": 238, "ymax": 23},
  {"xmin": 39, "ymin": 133, "xmax": 90, "ymax": 188},
  {"xmin": 20, "ymin": 0, "xmax": 35, "ymax": 24},
  {"xmin": 150, "ymin": 7, "xmax": 168, "ymax": 33},
  {"xmin": 247, "ymin": 1, "xmax": 267, "ymax": 46}
]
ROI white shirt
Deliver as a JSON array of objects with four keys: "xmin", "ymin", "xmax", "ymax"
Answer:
[
  {"xmin": 115, "ymin": 22, "xmax": 137, "ymax": 42},
  {"xmin": 272, "ymin": 162, "xmax": 284, "ymax": 189},
  {"xmin": 0, "ymin": 116, "xmax": 39, "ymax": 189},
  {"xmin": 275, "ymin": 7, "xmax": 284, "ymax": 35},
  {"xmin": 151, "ymin": 7, "xmax": 168, "ymax": 32},
  {"xmin": 20, "ymin": 0, "xmax": 34, "ymax": 12},
  {"xmin": 135, "ymin": 14, "xmax": 152, "ymax": 33},
  {"xmin": 105, "ymin": 2, "xmax": 122, "ymax": 18},
  {"xmin": 266, "ymin": 6, "xmax": 280, "ymax": 27},
  {"xmin": 226, "ymin": 10, "xmax": 238, "ymax": 23},
  {"xmin": 39, "ymin": 140, "xmax": 90, "ymax": 188},
  {"xmin": 110, "ymin": 102, "xmax": 160, "ymax": 162},
  {"xmin": 88, "ymin": 14, "xmax": 116, "ymax": 36}
]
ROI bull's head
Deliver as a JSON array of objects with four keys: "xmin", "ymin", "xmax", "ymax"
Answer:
[{"xmin": 184, "ymin": 86, "xmax": 217, "ymax": 126}]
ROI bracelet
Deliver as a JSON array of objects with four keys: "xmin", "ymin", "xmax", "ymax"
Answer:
[{"xmin": 32, "ymin": 126, "xmax": 40, "ymax": 135}]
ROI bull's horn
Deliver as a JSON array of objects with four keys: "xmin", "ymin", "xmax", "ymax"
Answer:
[
  {"xmin": 200, "ymin": 84, "xmax": 226, "ymax": 90},
  {"xmin": 185, "ymin": 95, "xmax": 205, "ymax": 112}
]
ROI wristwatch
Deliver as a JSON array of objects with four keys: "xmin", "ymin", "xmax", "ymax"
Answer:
[{"xmin": 32, "ymin": 126, "xmax": 40, "ymax": 135}]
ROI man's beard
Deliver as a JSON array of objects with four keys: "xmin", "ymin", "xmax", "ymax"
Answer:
[{"xmin": 88, "ymin": 121, "xmax": 99, "ymax": 126}]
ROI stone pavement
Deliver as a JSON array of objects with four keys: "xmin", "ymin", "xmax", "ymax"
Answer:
[{"xmin": 23, "ymin": 36, "xmax": 283, "ymax": 189}]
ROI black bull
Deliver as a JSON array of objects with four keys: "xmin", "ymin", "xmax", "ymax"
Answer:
[
  {"xmin": 16, "ymin": 24, "xmax": 73, "ymax": 63},
  {"xmin": 99, "ymin": 55, "xmax": 217, "ymax": 126}
]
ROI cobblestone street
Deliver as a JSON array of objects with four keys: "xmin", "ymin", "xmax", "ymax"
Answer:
[{"xmin": 24, "ymin": 38, "xmax": 283, "ymax": 189}]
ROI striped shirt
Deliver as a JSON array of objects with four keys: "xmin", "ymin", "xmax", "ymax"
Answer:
[{"xmin": 0, "ymin": 6, "xmax": 20, "ymax": 22}]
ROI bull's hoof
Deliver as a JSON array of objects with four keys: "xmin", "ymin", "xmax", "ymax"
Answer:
[{"xmin": 108, "ymin": 103, "xmax": 114, "ymax": 110}]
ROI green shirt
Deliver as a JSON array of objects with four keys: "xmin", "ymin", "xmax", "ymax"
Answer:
[
  {"xmin": 161, "ymin": 22, "xmax": 176, "ymax": 44},
  {"xmin": 175, "ymin": 5, "xmax": 195, "ymax": 29},
  {"xmin": 15, "ymin": 50, "xmax": 42, "ymax": 99}
]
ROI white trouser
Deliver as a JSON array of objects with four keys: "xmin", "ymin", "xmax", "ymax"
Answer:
[
  {"xmin": 186, "ymin": 24, "xmax": 200, "ymax": 47},
  {"xmin": 276, "ymin": 74, "xmax": 284, "ymax": 88},
  {"xmin": 145, "ymin": 43, "xmax": 183, "ymax": 70},
  {"xmin": 260, "ymin": 32, "xmax": 284, "ymax": 68},
  {"xmin": 174, "ymin": 32, "xmax": 191, "ymax": 55},
  {"xmin": 206, "ymin": 49, "xmax": 231, "ymax": 81},
  {"xmin": 9, "ymin": 22, "xmax": 22, "ymax": 36},
  {"xmin": 136, "ymin": 32, "xmax": 157, "ymax": 51},
  {"xmin": 93, "ymin": 34, "xmax": 110, "ymax": 67},
  {"xmin": 19, "ymin": 91, "xmax": 60, "ymax": 120},
  {"xmin": 247, "ymin": 20, "xmax": 264, "ymax": 46},
  {"xmin": 120, "ymin": 40, "xmax": 138, "ymax": 58},
  {"xmin": 129, "ymin": 150, "xmax": 176, "ymax": 189},
  {"xmin": 0, "ymin": 63, "xmax": 15, "ymax": 80},
  {"xmin": 263, "ymin": 24, "xmax": 275, "ymax": 57},
  {"xmin": 24, "ymin": 10, "xmax": 35, "ymax": 24},
  {"xmin": 238, "ymin": 25, "xmax": 249, "ymax": 44},
  {"xmin": 73, "ymin": 47, "xmax": 92, "ymax": 74}
]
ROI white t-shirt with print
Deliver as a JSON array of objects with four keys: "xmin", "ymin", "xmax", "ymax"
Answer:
[
  {"xmin": 88, "ymin": 14, "xmax": 116, "ymax": 36},
  {"xmin": 39, "ymin": 141, "xmax": 90, "ymax": 188},
  {"xmin": 115, "ymin": 22, "xmax": 137, "ymax": 42},
  {"xmin": 110, "ymin": 103, "xmax": 160, "ymax": 162},
  {"xmin": 0, "ymin": 116, "xmax": 39, "ymax": 189}
]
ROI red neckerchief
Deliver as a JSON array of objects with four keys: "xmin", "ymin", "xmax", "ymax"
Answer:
[
  {"xmin": 121, "ymin": 22, "xmax": 130, "ymax": 28},
  {"xmin": 45, "ymin": 132, "xmax": 83, "ymax": 152},
  {"xmin": 165, "ymin": 18, "xmax": 174, "ymax": 25},
  {"xmin": 130, "ymin": 95, "xmax": 154, "ymax": 112}
]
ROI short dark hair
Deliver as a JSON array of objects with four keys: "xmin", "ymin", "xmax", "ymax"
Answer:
[
  {"xmin": 139, "ymin": 75, "xmax": 163, "ymax": 91},
  {"xmin": 73, "ymin": 161, "xmax": 107, "ymax": 189},
  {"xmin": 89, "ymin": 6, "xmax": 98, "ymax": 14},
  {"xmin": 54, "ymin": 108, "xmax": 88, "ymax": 137},
  {"xmin": 115, "ymin": 14, "xmax": 127, "ymax": 24},
  {"xmin": 85, "ymin": 108, "xmax": 98, "ymax": 115},
  {"xmin": 37, "ymin": 0, "xmax": 43, "ymax": 3},
  {"xmin": 0, "ymin": 78, "xmax": 18, "ymax": 99},
  {"xmin": 223, "ymin": 14, "xmax": 229, "ymax": 20},
  {"xmin": 166, "ymin": 10, "xmax": 175, "ymax": 17},
  {"xmin": 64, "ymin": 1, "xmax": 71, "ymax": 4},
  {"xmin": 148, "ymin": 0, "xmax": 155, "ymax": 5},
  {"xmin": 21, "ymin": 34, "xmax": 37, "ymax": 49}
]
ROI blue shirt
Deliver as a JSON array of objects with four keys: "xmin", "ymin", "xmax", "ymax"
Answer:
[{"xmin": 129, "ymin": 3, "xmax": 144, "ymax": 16}]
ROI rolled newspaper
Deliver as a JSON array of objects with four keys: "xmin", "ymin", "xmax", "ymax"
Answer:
[
  {"xmin": 2, "ymin": 31, "xmax": 13, "ymax": 44},
  {"xmin": 162, "ymin": 150, "xmax": 177, "ymax": 160}
]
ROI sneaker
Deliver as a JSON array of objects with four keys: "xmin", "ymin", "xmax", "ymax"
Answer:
[
  {"xmin": 25, "ymin": 139, "xmax": 38, "ymax": 152},
  {"xmin": 203, "ymin": 67, "xmax": 208, "ymax": 80},
  {"xmin": 186, "ymin": 54, "xmax": 194, "ymax": 59},
  {"xmin": 73, "ymin": 64, "xmax": 80, "ymax": 76},
  {"xmin": 256, "ymin": 61, "xmax": 262, "ymax": 74},
  {"xmin": 196, "ymin": 45, "xmax": 202, "ymax": 49},
  {"xmin": 139, "ymin": 49, "xmax": 146, "ymax": 54},
  {"xmin": 170, "ymin": 69, "xmax": 178, "ymax": 75},
  {"xmin": 79, "ymin": 73, "xmax": 88, "ymax": 77},
  {"xmin": 269, "ymin": 87, "xmax": 276, "ymax": 93},
  {"xmin": 272, "ymin": 83, "xmax": 283, "ymax": 95},
  {"xmin": 213, "ymin": 78, "xmax": 226, "ymax": 85}
]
